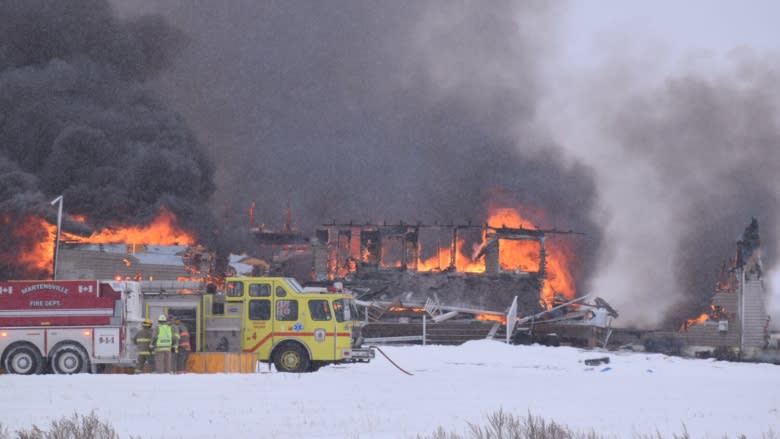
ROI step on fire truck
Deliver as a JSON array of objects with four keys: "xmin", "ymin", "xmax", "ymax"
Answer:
[{"xmin": 0, "ymin": 277, "xmax": 373, "ymax": 374}]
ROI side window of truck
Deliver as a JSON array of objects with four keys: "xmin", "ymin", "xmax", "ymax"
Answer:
[
  {"xmin": 227, "ymin": 281, "xmax": 244, "ymax": 297},
  {"xmin": 308, "ymin": 300, "xmax": 332, "ymax": 321},
  {"xmin": 249, "ymin": 300, "xmax": 271, "ymax": 320},
  {"xmin": 249, "ymin": 283, "xmax": 271, "ymax": 297},
  {"xmin": 276, "ymin": 300, "xmax": 298, "ymax": 321},
  {"xmin": 333, "ymin": 299, "xmax": 343, "ymax": 322}
]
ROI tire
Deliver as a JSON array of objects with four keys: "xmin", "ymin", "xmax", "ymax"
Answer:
[
  {"xmin": 273, "ymin": 343, "xmax": 310, "ymax": 373},
  {"xmin": 50, "ymin": 343, "xmax": 89, "ymax": 374},
  {"xmin": 4, "ymin": 344, "xmax": 44, "ymax": 375}
]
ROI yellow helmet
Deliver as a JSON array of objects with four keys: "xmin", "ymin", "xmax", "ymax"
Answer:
[{"xmin": 143, "ymin": 318, "xmax": 152, "ymax": 327}]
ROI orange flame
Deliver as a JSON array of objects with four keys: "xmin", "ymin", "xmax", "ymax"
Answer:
[
  {"xmin": 414, "ymin": 206, "xmax": 576, "ymax": 308},
  {"xmin": 70, "ymin": 209, "xmax": 195, "ymax": 245},
  {"xmin": 418, "ymin": 236, "xmax": 486, "ymax": 272},
  {"xmin": 476, "ymin": 313, "xmax": 506, "ymax": 324},
  {"xmin": 388, "ymin": 306, "xmax": 425, "ymax": 313},
  {"xmin": 682, "ymin": 312, "xmax": 710, "ymax": 330},
  {"xmin": 2, "ymin": 215, "xmax": 55, "ymax": 274},
  {"xmin": 417, "ymin": 245, "xmax": 453, "ymax": 271},
  {"xmin": 485, "ymin": 207, "xmax": 576, "ymax": 308},
  {"xmin": 11, "ymin": 208, "xmax": 195, "ymax": 278}
]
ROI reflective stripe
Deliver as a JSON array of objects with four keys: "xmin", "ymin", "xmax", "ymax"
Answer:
[
  {"xmin": 135, "ymin": 338, "xmax": 151, "ymax": 344},
  {"xmin": 0, "ymin": 308, "xmax": 113, "ymax": 317}
]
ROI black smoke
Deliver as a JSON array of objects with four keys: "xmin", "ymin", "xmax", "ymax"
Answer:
[
  {"xmin": 117, "ymin": 1, "xmax": 603, "ymax": 290},
  {"xmin": 0, "ymin": 0, "xmax": 217, "ymax": 278},
  {"xmin": 111, "ymin": 1, "xmax": 780, "ymax": 328}
]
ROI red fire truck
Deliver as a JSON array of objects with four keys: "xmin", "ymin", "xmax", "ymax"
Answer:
[{"xmin": 0, "ymin": 280, "xmax": 143, "ymax": 374}]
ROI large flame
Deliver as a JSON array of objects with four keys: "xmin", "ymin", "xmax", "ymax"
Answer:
[
  {"xmin": 71, "ymin": 209, "xmax": 195, "ymax": 245},
  {"xmin": 415, "ymin": 206, "xmax": 576, "ymax": 308},
  {"xmin": 417, "ymin": 237, "xmax": 486, "ymax": 272},
  {"xmin": 1, "ymin": 215, "xmax": 55, "ymax": 275},
  {"xmin": 10, "ymin": 208, "xmax": 195, "ymax": 278},
  {"xmin": 485, "ymin": 208, "xmax": 576, "ymax": 308}
]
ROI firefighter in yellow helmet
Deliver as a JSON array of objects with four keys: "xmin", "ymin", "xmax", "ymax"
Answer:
[
  {"xmin": 133, "ymin": 318, "xmax": 154, "ymax": 373},
  {"xmin": 151, "ymin": 314, "xmax": 175, "ymax": 373}
]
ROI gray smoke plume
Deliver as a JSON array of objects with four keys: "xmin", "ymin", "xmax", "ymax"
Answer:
[
  {"xmin": 609, "ymin": 64, "xmax": 780, "ymax": 327},
  {"xmin": 116, "ymin": 1, "xmax": 603, "ymax": 289},
  {"xmin": 548, "ymin": 51, "xmax": 780, "ymax": 328},
  {"xmin": 0, "ymin": 0, "xmax": 217, "ymax": 278}
]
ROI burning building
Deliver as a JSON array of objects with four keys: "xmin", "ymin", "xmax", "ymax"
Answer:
[
  {"xmin": 624, "ymin": 218, "xmax": 776, "ymax": 362},
  {"xmin": 312, "ymin": 207, "xmax": 582, "ymax": 321}
]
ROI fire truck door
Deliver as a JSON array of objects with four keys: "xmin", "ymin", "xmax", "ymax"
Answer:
[{"xmin": 241, "ymin": 281, "xmax": 273, "ymax": 359}]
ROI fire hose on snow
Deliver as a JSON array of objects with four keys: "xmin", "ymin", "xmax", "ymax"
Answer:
[{"xmin": 369, "ymin": 345, "xmax": 414, "ymax": 376}]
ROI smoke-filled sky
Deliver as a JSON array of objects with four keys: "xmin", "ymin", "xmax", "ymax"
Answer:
[
  {"xmin": 0, "ymin": 0, "xmax": 219, "ymax": 278},
  {"xmin": 2, "ymin": 0, "xmax": 779, "ymax": 328},
  {"xmin": 0, "ymin": 0, "xmax": 216, "ymax": 229}
]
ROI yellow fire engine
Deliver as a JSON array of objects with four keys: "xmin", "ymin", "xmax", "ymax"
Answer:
[{"xmin": 142, "ymin": 276, "xmax": 373, "ymax": 372}]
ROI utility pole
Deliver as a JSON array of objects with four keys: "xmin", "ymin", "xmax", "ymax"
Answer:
[{"xmin": 50, "ymin": 195, "xmax": 63, "ymax": 280}]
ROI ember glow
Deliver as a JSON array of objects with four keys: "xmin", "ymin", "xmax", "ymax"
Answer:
[
  {"xmin": 12, "ymin": 208, "xmax": 195, "ymax": 278},
  {"xmin": 388, "ymin": 306, "xmax": 426, "ymax": 313},
  {"xmin": 476, "ymin": 313, "xmax": 506, "ymax": 324}
]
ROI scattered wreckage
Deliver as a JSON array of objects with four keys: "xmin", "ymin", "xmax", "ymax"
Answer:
[{"xmin": 356, "ymin": 291, "xmax": 620, "ymax": 348}]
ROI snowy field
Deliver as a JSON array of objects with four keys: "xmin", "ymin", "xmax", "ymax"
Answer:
[{"xmin": 1, "ymin": 340, "xmax": 778, "ymax": 439}]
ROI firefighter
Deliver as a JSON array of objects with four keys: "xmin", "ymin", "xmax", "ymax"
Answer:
[
  {"xmin": 151, "ymin": 314, "xmax": 175, "ymax": 373},
  {"xmin": 133, "ymin": 318, "xmax": 154, "ymax": 373},
  {"xmin": 172, "ymin": 317, "xmax": 191, "ymax": 374}
]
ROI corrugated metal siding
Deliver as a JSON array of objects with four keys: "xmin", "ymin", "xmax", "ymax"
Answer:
[
  {"xmin": 57, "ymin": 248, "xmax": 189, "ymax": 280},
  {"xmin": 742, "ymin": 279, "xmax": 767, "ymax": 348}
]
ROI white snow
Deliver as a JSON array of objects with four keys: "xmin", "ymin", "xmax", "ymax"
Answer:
[{"xmin": 1, "ymin": 340, "xmax": 778, "ymax": 439}]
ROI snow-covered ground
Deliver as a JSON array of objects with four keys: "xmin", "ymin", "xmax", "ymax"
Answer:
[{"xmin": 1, "ymin": 341, "xmax": 778, "ymax": 439}]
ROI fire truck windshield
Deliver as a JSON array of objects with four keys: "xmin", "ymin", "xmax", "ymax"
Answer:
[{"xmin": 333, "ymin": 298, "xmax": 359, "ymax": 322}]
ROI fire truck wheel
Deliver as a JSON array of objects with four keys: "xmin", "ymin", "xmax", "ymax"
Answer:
[
  {"xmin": 50, "ymin": 343, "xmax": 89, "ymax": 374},
  {"xmin": 3, "ymin": 344, "xmax": 43, "ymax": 375},
  {"xmin": 273, "ymin": 343, "xmax": 310, "ymax": 373}
]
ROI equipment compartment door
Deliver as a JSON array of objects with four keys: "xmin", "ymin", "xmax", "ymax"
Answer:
[
  {"xmin": 241, "ymin": 281, "xmax": 274, "ymax": 360},
  {"xmin": 94, "ymin": 328, "xmax": 120, "ymax": 359}
]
